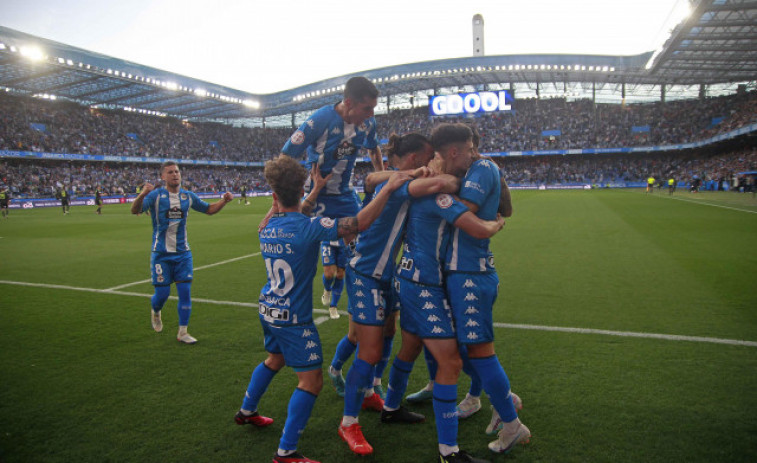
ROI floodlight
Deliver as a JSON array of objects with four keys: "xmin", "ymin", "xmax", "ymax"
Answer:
[{"xmin": 20, "ymin": 46, "xmax": 44, "ymax": 61}]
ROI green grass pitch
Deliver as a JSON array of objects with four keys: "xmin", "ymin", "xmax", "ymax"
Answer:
[{"xmin": 1, "ymin": 189, "xmax": 756, "ymax": 462}]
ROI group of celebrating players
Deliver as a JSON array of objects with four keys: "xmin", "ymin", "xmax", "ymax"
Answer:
[{"xmin": 133, "ymin": 76, "xmax": 530, "ymax": 463}]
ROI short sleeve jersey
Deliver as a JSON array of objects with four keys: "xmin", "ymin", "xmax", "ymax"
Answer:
[
  {"xmin": 445, "ymin": 159, "xmax": 501, "ymax": 273},
  {"xmin": 398, "ymin": 193, "xmax": 468, "ymax": 286},
  {"xmin": 141, "ymin": 187, "xmax": 210, "ymax": 253},
  {"xmin": 349, "ymin": 181, "xmax": 411, "ymax": 282},
  {"xmin": 281, "ymin": 104, "xmax": 378, "ymax": 195},
  {"xmin": 258, "ymin": 212, "xmax": 339, "ymax": 326}
]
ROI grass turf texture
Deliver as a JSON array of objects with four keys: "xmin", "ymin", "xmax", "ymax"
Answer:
[{"xmin": 1, "ymin": 189, "xmax": 756, "ymax": 462}]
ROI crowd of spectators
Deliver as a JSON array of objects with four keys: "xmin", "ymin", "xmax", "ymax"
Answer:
[
  {"xmin": 381, "ymin": 91, "xmax": 757, "ymax": 152},
  {"xmin": 2, "ymin": 146, "xmax": 754, "ymax": 199},
  {"xmin": 1, "ymin": 89, "xmax": 756, "ymax": 199},
  {"xmin": 1, "ymin": 90, "xmax": 756, "ymax": 163},
  {"xmin": 0, "ymin": 92, "xmax": 291, "ymax": 162}
]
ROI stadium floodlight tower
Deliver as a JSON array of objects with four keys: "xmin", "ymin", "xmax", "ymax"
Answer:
[{"xmin": 472, "ymin": 14, "xmax": 484, "ymax": 56}]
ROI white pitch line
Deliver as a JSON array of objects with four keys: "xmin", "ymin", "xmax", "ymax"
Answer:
[
  {"xmin": 103, "ymin": 252, "xmax": 261, "ymax": 291},
  {"xmin": 2, "ymin": 279, "xmax": 754, "ymax": 347},
  {"xmin": 652, "ymin": 193, "xmax": 757, "ymax": 214},
  {"xmin": 494, "ymin": 322, "xmax": 757, "ymax": 347}
]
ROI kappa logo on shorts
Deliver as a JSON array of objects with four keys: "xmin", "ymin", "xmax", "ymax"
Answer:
[
  {"xmin": 354, "ymin": 279, "xmax": 364, "ymax": 287},
  {"xmin": 355, "ymin": 290, "xmax": 365, "ymax": 297},
  {"xmin": 358, "ymin": 313, "xmax": 366, "ymax": 320},
  {"xmin": 435, "ymin": 194, "xmax": 453, "ymax": 209},
  {"xmin": 465, "ymin": 307, "xmax": 479, "ymax": 314},
  {"xmin": 431, "ymin": 326, "xmax": 445, "ymax": 334},
  {"xmin": 302, "ymin": 329, "xmax": 314, "ymax": 338},
  {"xmin": 305, "ymin": 340, "xmax": 318, "ymax": 349},
  {"xmin": 419, "ymin": 290, "xmax": 432, "ymax": 298},
  {"xmin": 427, "ymin": 315, "xmax": 441, "ymax": 322},
  {"xmin": 331, "ymin": 127, "xmax": 342, "ymax": 135},
  {"xmin": 464, "ymin": 293, "xmax": 478, "ymax": 301},
  {"xmin": 422, "ymin": 302, "xmax": 437, "ymax": 310},
  {"xmin": 463, "ymin": 279, "xmax": 476, "ymax": 288},
  {"xmin": 467, "ymin": 332, "xmax": 479, "ymax": 340},
  {"xmin": 290, "ymin": 130, "xmax": 306, "ymax": 145},
  {"xmin": 465, "ymin": 319, "xmax": 480, "ymax": 327},
  {"xmin": 356, "ymin": 301, "xmax": 366, "ymax": 309},
  {"xmin": 308, "ymin": 353, "xmax": 320, "ymax": 362}
]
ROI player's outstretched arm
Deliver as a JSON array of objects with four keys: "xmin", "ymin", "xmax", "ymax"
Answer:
[
  {"xmin": 369, "ymin": 146, "xmax": 384, "ymax": 172},
  {"xmin": 499, "ymin": 177, "xmax": 513, "ymax": 218},
  {"xmin": 206, "ymin": 192, "xmax": 233, "ymax": 215},
  {"xmin": 453, "ymin": 212, "xmax": 505, "ymax": 239},
  {"xmin": 408, "ymin": 174, "xmax": 460, "ymax": 198},
  {"xmin": 336, "ymin": 171, "xmax": 411, "ymax": 241},
  {"xmin": 130, "ymin": 183, "xmax": 154, "ymax": 214},
  {"xmin": 301, "ymin": 166, "xmax": 331, "ymax": 216}
]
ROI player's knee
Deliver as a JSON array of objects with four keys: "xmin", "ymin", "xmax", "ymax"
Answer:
[
  {"xmin": 323, "ymin": 266, "xmax": 336, "ymax": 279},
  {"xmin": 335, "ymin": 267, "xmax": 345, "ymax": 280}
]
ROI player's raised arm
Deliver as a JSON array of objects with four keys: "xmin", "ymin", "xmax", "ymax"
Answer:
[
  {"xmin": 301, "ymin": 166, "xmax": 331, "ymax": 216},
  {"xmin": 205, "ymin": 191, "xmax": 234, "ymax": 215},
  {"xmin": 130, "ymin": 182, "xmax": 154, "ymax": 215}
]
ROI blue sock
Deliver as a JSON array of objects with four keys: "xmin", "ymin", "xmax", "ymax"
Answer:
[
  {"xmin": 241, "ymin": 362, "xmax": 278, "ymax": 412},
  {"xmin": 279, "ymin": 388, "xmax": 318, "ymax": 451},
  {"xmin": 330, "ymin": 335, "xmax": 356, "ymax": 371},
  {"xmin": 330, "ymin": 276, "xmax": 344, "ymax": 306},
  {"xmin": 374, "ymin": 336, "xmax": 394, "ymax": 381},
  {"xmin": 423, "ymin": 346, "xmax": 437, "ymax": 382},
  {"xmin": 176, "ymin": 282, "xmax": 191, "ymax": 326},
  {"xmin": 432, "ymin": 382, "xmax": 458, "ymax": 446},
  {"xmin": 343, "ymin": 358, "xmax": 373, "ymax": 418},
  {"xmin": 460, "ymin": 345, "xmax": 483, "ymax": 397},
  {"xmin": 151, "ymin": 285, "xmax": 170, "ymax": 312},
  {"xmin": 470, "ymin": 355, "xmax": 517, "ymax": 423},
  {"xmin": 385, "ymin": 356, "xmax": 413, "ymax": 410},
  {"xmin": 322, "ymin": 274, "xmax": 334, "ymax": 291}
]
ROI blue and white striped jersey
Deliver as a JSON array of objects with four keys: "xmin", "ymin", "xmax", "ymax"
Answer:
[
  {"xmin": 445, "ymin": 159, "xmax": 501, "ymax": 273},
  {"xmin": 141, "ymin": 187, "xmax": 209, "ymax": 253},
  {"xmin": 281, "ymin": 104, "xmax": 378, "ymax": 196},
  {"xmin": 258, "ymin": 212, "xmax": 338, "ymax": 326},
  {"xmin": 398, "ymin": 194, "xmax": 468, "ymax": 286},
  {"xmin": 349, "ymin": 181, "xmax": 411, "ymax": 283}
]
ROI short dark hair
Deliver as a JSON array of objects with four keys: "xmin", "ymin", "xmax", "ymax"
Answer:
[
  {"xmin": 160, "ymin": 161, "xmax": 178, "ymax": 174},
  {"xmin": 344, "ymin": 76, "xmax": 379, "ymax": 102},
  {"xmin": 385, "ymin": 132, "xmax": 431, "ymax": 159},
  {"xmin": 264, "ymin": 156, "xmax": 307, "ymax": 208},
  {"xmin": 430, "ymin": 123, "xmax": 473, "ymax": 152}
]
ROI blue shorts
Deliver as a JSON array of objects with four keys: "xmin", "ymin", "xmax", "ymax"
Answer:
[
  {"xmin": 313, "ymin": 191, "xmax": 361, "ymax": 219},
  {"xmin": 321, "ymin": 240, "xmax": 349, "ymax": 268},
  {"xmin": 346, "ymin": 268, "xmax": 394, "ymax": 326},
  {"xmin": 446, "ymin": 272, "xmax": 499, "ymax": 345},
  {"xmin": 260, "ymin": 319, "xmax": 323, "ymax": 372},
  {"xmin": 150, "ymin": 252, "xmax": 193, "ymax": 286},
  {"xmin": 396, "ymin": 277, "xmax": 455, "ymax": 339}
]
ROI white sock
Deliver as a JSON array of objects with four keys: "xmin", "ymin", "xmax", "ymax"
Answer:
[
  {"xmin": 341, "ymin": 416, "xmax": 358, "ymax": 427},
  {"xmin": 329, "ymin": 365, "xmax": 340, "ymax": 376},
  {"xmin": 239, "ymin": 409, "xmax": 254, "ymax": 416},
  {"xmin": 373, "ymin": 377, "xmax": 382, "ymax": 387},
  {"xmin": 178, "ymin": 325, "xmax": 188, "ymax": 336},
  {"xmin": 439, "ymin": 444, "xmax": 459, "ymax": 456},
  {"xmin": 423, "ymin": 381, "xmax": 434, "ymax": 392},
  {"xmin": 276, "ymin": 448, "xmax": 294, "ymax": 457}
]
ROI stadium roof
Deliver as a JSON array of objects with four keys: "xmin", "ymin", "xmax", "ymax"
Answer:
[{"xmin": 0, "ymin": 0, "xmax": 754, "ymax": 123}]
